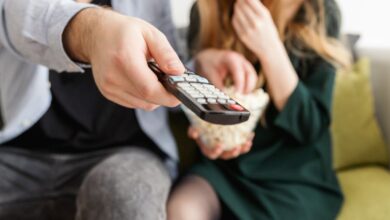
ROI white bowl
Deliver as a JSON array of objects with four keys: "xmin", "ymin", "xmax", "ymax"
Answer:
[{"xmin": 183, "ymin": 87, "xmax": 269, "ymax": 150}]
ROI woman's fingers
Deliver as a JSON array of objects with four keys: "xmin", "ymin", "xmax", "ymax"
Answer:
[
  {"xmin": 199, "ymin": 142, "xmax": 224, "ymax": 160},
  {"xmin": 225, "ymin": 54, "xmax": 245, "ymax": 93},
  {"xmin": 188, "ymin": 127, "xmax": 224, "ymax": 160},
  {"xmin": 220, "ymin": 147, "xmax": 242, "ymax": 160},
  {"xmin": 241, "ymin": 132, "xmax": 255, "ymax": 153},
  {"xmin": 233, "ymin": 2, "xmax": 248, "ymax": 32},
  {"xmin": 244, "ymin": 61, "xmax": 258, "ymax": 93},
  {"xmin": 189, "ymin": 127, "xmax": 254, "ymax": 160},
  {"xmin": 241, "ymin": 140, "xmax": 253, "ymax": 154},
  {"xmin": 207, "ymin": 69, "xmax": 226, "ymax": 90},
  {"xmin": 236, "ymin": 0, "xmax": 258, "ymax": 27},
  {"xmin": 244, "ymin": 0, "xmax": 268, "ymax": 16},
  {"xmin": 188, "ymin": 126, "xmax": 199, "ymax": 139}
]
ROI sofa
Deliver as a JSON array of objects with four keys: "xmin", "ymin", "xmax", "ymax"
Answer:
[{"xmin": 336, "ymin": 48, "xmax": 390, "ymax": 220}]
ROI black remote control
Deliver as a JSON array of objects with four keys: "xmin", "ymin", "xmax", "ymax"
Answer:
[{"xmin": 148, "ymin": 61, "xmax": 250, "ymax": 125}]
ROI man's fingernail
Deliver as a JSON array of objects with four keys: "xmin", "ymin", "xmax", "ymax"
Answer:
[{"xmin": 167, "ymin": 61, "xmax": 182, "ymax": 71}]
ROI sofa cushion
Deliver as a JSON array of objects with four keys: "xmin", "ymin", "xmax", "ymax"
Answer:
[
  {"xmin": 337, "ymin": 166, "xmax": 390, "ymax": 220},
  {"xmin": 331, "ymin": 58, "xmax": 389, "ymax": 170}
]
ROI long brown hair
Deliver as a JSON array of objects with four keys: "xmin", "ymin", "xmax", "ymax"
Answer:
[{"xmin": 196, "ymin": 0, "xmax": 351, "ymax": 68}]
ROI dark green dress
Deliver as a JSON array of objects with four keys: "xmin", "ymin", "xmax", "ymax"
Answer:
[{"xmin": 188, "ymin": 1, "xmax": 343, "ymax": 220}]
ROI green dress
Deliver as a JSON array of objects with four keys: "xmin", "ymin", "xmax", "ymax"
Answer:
[{"xmin": 188, "ymin": 1, "xmax": 343, "ymax": 220}]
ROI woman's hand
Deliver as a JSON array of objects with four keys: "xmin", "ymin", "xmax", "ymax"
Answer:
[
  {"xmin": 232, "ymin": 0, "xmax": 299, "ymax": 110},
  {"xmin": 188, "ymin": 127, "xmax": 254, "ymax": 160},
  {"xmin": 195, "ymin": 49, "xmax": 258, "ymax": 94},
  {"xmin": 232, "ymin": 0, "xmax": 282, "ymax": 60}
]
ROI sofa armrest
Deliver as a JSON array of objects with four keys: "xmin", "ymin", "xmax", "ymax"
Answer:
[{"xmin": 359, "ymin": 48, "xmax": 390, "ymax": 146}]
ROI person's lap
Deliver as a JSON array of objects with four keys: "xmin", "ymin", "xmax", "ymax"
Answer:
[{"xmin": 0, "ymin": 146, "xmax": 171, "ymax": 220}]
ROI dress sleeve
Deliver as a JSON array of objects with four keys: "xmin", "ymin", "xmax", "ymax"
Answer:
[
  {"xmin": 273, "ymin": 59, "xmax": 336, "ymax": 144},
  {"xmin": 273, "ymin": 0, "xmax": 341, "ymax": 144}
]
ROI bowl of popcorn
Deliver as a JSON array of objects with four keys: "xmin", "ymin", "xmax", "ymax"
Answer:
[{"xmin": 182, "ymin": 87, "xmax": 269, "ymax": 151}]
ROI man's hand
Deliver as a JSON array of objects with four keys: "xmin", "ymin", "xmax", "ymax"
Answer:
[
  {"xmin": 195, "ymin": 49, "xmax": 258, "ymax": 94},
  {"xmin": 64, "ymin": 8, "xmax": 185, "ymax": 110}
]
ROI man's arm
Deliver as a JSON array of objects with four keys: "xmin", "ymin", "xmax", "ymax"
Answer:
[
  {"xmin": 0, "ymin": 0, "xmax": 186, "ymax": 111},
  {"xmin": 0, "ymin": 0, "xmax": 95, "ymax": 72}
]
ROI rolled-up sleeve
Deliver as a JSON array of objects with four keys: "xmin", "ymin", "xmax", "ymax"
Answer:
[
  {"xmin": 0, "ymin": 0, "xmax": 96, "ymax": 72},
  {"xmin": 273, "ymin": 59, "xmax": 336, "ymax": 144}
]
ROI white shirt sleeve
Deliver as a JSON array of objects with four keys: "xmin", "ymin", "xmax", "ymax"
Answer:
[{"xmin": 0, "ymin": 0, "xmax": 96, "ymax": 72}]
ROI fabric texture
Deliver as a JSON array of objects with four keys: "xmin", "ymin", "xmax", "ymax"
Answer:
[
  {"xmin": 331, "ymin": 58, "xmax": 389, "ymax": 170},
  {"xmin": 0, "ymin": 147, "xmax": 171, "ymax": 220},
  {"xmin": 337, "ymin": 166, "xmax": 390, "ymax": 220}
]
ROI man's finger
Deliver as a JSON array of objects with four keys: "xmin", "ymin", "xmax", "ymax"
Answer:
[
  {"xmin": 103, "ymin": 88, "xmax": 159, "ymax": 111},
  {"xmin": 143, "ymin": 27, "xmax": 185, "ymax": 75},
  {"xmin": 122, "ymin": 45, "xmax": 181, "ymax": 107}
]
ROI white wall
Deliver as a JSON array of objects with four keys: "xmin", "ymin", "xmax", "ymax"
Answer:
[
  {"xmin": 171, "ymin": 0, "xmax": 195, "ymax": 28},
  {"xmin": 171, "ymin": 0, "xmax": 390, "ymax": 48},
  {"xmin": 337, "ymin": 0, "xmax": 390, "ymax": 48}
]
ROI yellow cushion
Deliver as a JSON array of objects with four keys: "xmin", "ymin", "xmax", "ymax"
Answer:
[
  {"xmin": 337, "ymin": 166, "xmax": 390, "ymax": 220},
  {"xmin": 332, "ymin": 58, "xmax": 389, "ymax": 170}
]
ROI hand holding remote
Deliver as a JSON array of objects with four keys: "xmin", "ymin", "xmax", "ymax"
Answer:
[{"xmin": 64, "ymin": 8, "xmax": 185, "ymax": 110}]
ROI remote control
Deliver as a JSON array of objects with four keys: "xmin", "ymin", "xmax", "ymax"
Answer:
[{"xmin": 148, "ymin": 61, "xmax": 250, "ymax": 125}]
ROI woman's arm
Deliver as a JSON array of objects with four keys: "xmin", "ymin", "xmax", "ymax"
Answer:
[
  {"xmin": 233, "ymin": 0, "xmax": 299, "ymax": 110},
  {"xmin": 233, "ymin": 0, "xmax": 337, "ymax": 144}
]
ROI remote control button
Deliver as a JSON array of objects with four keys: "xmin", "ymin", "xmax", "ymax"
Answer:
[
  {"xmin": 206, "ymin": 87, "xmax": 219, "ymax": 93},
  {"xmin": 217, "ymin": 99, "xmax": 227, "ymax": 104},
  {"xmin": 229, "ymin": 104, "xmax": 245, "ymax": 111},
  {"xmin": 207, "ymin": 98, "xmax": 217, "ymax": 104},
  {"xmin": 189, "ymin": 93, "xmax": 204, "ymax": 98},
  {"xmin": 227, "ymin": 100, "xmax": 236, "ymax": 105},
  {"xmin": 218, "ymin": 94, "xmax": 230, "ymax": 99},
  {"xmin": 195, "ymin": 76, "xmax": 209, "ymax": 83},
  {"xmin": 185, "ymin": 76, "xmax": 198, "ymax": 82},
  {"xmin": 177, "ymin": 83, "xmax": 191, "ymax": 88},
  {"xmin": 182, "ymin": 86, "xmax": 195, "ymax": 91},
  {"xmin": 203, "ymin": 84, "xmax": 216, "ymax": 90},
  {"xmin": 197, "ymin": 98, "xmax": 207, "ymax": 104},
  {"xmin": 168, "ymin": 76, "xmax": 185, "ymax": 83},
  {"xmin": 205, "ymin": 94, "xmax": 218, "ymax": 98},
  {"xmin": 185, "ymin": 89, "xmax": 197, "ymax": 95},
  {"xmin": 191, "ymin": 83, "xmax": 203, "ymax": 88}
]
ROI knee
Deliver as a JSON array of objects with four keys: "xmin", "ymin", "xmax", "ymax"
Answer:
[
  {"xmin": 77, "ymin": 149, "xmax": 171, "ymax": 220},
  {"xmin": 168, "ymin": 195, "xmax": 200, "ymax": 220},
  {"xmin": 167, "ymin": 176, "xmax": 220, "ymax": 220}
]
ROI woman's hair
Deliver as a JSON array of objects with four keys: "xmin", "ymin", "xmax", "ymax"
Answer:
[{"xmin": 196, "ymin": 0, "xmax": 351, "ymax": 68}]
